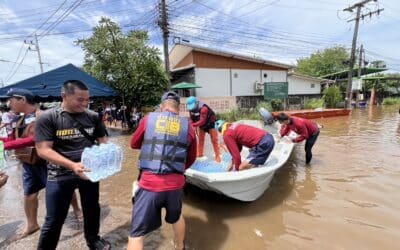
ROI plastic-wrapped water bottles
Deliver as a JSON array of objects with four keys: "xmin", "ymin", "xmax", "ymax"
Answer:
[
  {"xmin": 81, "ymin": 142, "xmax": 123, "ymax": 182},
  {"xmin": 191, "ymin": 153, "xmax": 234, "ymax": 173}
]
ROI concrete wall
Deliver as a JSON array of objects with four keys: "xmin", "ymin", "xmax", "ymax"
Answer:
[
  {"xmin": 179, "ymin": 96, "xmax": 236, "ymax": 116},
  {"xmin": 195, "ymin": 68, "xmax": 288, "ymax": 97},
  {"xmin": 261, "ymin": 70, "xmax": 287, "ymax": 83},
  {"xmin": 195, "ymin": 68, "xmax": 230, "ymax": 97},
  {"xmin": 231, "ymin": 69, "xmax": 261, "ymax": 96},
  {"xmin": 288, "ymin": 75, "xmax": 321, "ymax": 95}
]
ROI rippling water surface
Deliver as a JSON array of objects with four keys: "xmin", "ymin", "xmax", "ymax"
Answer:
[{"xmin": 1, "ymin": 105, "xmax": 399, "ymax": 249}]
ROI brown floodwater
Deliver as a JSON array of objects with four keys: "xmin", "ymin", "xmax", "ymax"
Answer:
[{"xmin": 1, "ymin": 105, "xmax": 399, "ymax": 250}]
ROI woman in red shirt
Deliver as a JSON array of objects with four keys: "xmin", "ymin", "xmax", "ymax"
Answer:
[{"xmin": 276, "ymin": 112, "xmax": 320, "ymax": 164}]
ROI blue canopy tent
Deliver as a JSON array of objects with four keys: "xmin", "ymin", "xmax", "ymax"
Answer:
[{"xmin": 0, "ymin": 63, "xmax": 118, "ymax": 100}]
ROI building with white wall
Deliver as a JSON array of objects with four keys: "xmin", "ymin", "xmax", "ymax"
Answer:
[
  {"xmin": 170, "ymin": 44, "xmax": 329, "ymax": 110},
  {"xmin": 287, "ymin": 73, "xmax": 324, "ymax": 95},
  {"xmin": 170, "ymin": 44, "xmax": 291, "ymax": 97}
]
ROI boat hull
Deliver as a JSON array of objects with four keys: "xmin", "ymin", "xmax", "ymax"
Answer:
[
  {"xmin": 185, "ymin": 167, "xmax": 276, "ymax": 201},
  {"xmin": 272, "ymin": 108, "xmax": 351, "ymax": 119}
]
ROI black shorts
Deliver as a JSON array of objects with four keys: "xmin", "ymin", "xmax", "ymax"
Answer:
[
  {"xmin": 130, "ymin": 187, "xmax": 183, "ymax": 237},
  {"xmin": 22, "ymin": 162, "xmax": 47, "ymax": 196}
]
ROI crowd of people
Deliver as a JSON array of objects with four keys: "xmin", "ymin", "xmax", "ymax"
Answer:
[
  {"xmin": 94, "ymin": 104, "xmax": 142, "ymax": 130},
  {"xmin": 0, "ymin": 81, "xmax": 320, "ymax": 250}
]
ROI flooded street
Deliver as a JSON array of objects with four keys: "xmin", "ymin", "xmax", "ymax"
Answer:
[{"xmin": 1, "ymin": 106, "xmax": 399, "ymax": 249}]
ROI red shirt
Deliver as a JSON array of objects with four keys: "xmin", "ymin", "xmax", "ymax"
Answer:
[
  {"xmin": 190, "ymin": 105, "xmax": 213, "ymax": 128},
  {"xmin": 4, "ymin": 135, "xmax": 34, "ymax": 150},
  {"xmin": 130, "ymin": 112, "xmax": 197, "ymax": 192},
  {"xmin": 223, "ymin": 124, "xmax": 267, "ymax": 170},
  {"xmin": 280, "ymin": 117, "xmax": 318, "ymax": 143}
]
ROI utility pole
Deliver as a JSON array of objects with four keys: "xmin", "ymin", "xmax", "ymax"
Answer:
[
  {"xmin": 25, "ymin": 33, "xmax": 44, "ymax": 74},
  {"xmin": 355, "ymin": 44, "xmax": 364, "ymax": 107},
  {"xmin": 159, "ymin": 0, "xmax": 171, "ymax": 88},
  {"xmin": 343, "ymin": 0, "xmax": 383, "ymax": 109}
]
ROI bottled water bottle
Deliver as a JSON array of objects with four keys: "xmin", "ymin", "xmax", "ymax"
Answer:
[
  {"xmin": 0, "ymin": 141, "xmax": 5, "ymax": 171},
  {"xmin": 192, "ymin": 152, "xmax": 234, "ymax": 173},
  {"xmin": 81, "ymin": 142, "xmax": 123, "ymax": 182},
  {"xmin": 97, "ymin": 144, "xmax": 108, "ymax": 176},
  {"xmin": 82, "ymin": 148, "xmax": 100, "ymax": 182}
]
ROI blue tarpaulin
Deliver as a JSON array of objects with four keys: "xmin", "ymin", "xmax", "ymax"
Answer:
[{"xmin": 0, "ymin": 63, "xmax": 118, "ymax": 99}]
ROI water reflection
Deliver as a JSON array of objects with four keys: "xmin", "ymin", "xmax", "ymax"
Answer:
[{"xmin": 286, "ymin": 167, "xmax": 319, "ymax": 218}]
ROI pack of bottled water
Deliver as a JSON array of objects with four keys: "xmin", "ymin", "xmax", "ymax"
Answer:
[
  {"xmin": 0, "ymin": 141, "xmax": 5, "ymax": 171},
  {"xmin": 81, "ymin": 142, "xmax": 123, "ymax": 182},
  {"xmin": 191, "ymin": 153, "xmax": 235, "ymax": 173}
]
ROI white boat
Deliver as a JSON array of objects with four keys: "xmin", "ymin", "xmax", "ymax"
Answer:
[{"xmin": 184, "ymin": 120, "xmax": 295, "ymax": 202}]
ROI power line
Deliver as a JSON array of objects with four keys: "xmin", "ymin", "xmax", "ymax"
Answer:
[
  {"xmin": 5, "ymin": 47, "xmax": 29, "ymax": 83},
  {"xmin": 342, "ymin": 0, "xmax": 384, "ymax": 109},
  {"xmin": 30, "ymin": 0, "xmax": 68, "ymax": 36},
  {"xmin": 3, "ymin": 0, "xmax": 84, "ymax": 83},
  {"xmin": 38, "ymin": 0, "xmax": 85, "ymax": 39},
  {"xmin": 186, "ymin": 0, "xmax": 343, "ymax": 43}
]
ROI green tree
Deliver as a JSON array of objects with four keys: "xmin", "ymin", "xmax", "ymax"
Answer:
[
  {"xmin": 76, "ymin": 17, "xmax": 168, "ymax": 108},
  {"xmin": 296, "ymin": 46, "xmax": 349, "ymax": 77},
  {"xmin": 323, "ymin": 86, "xmax": 342, "ymax": 108}
]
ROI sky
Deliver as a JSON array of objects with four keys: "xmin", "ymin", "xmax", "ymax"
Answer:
[{"xmin": 0, "ymin": 0, "xmax": 398, "ymax": 85}]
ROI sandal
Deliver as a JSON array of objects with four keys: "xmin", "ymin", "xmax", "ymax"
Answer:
[{"xmin": 88, "ymin": 238, "xmax": 111, "ymax": 250}]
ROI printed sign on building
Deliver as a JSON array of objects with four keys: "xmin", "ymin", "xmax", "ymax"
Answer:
[{"xmin": 264, "ymin": 82, "xmax": 288, "ymax": 100}]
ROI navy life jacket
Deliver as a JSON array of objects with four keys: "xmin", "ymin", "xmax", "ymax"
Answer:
[
  {"xmin": 190, "ymin": 102, "xmax": 216, "ymax": 131},
  {"xmin": 139, "ymin": 112, "xmax": 189, "ymax": 174}
]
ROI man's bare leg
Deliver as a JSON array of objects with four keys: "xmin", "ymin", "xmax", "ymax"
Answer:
[
  {"xmin": 127, "ymin": 236, "xmax": 144, "ymax": 250},
  {"xmin": 238, "ymin": 160, "xmax": 255, "ymax": 171},
  {"xmin": 71, "ymin": 191, "xmax": 83, "ymax": 219},
  {"xmin": 21, "ymin": 192, "xmax": 40, "ymax": 237},
  {"xmin": 172, "ymin": 215, "xmax": 185, "ymax": 250}
]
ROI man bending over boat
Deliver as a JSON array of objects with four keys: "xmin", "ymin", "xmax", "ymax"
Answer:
[
  {"xmin": 129, "ymin": 91, "xmax": 197, "ymax": 250},
  {"xmin": 215, "ymin": 120, "xmax": 275, "ymax": 171},
  {"xmin": 275, "ymin": 112, "xmax": 320, "ymax": 164}
]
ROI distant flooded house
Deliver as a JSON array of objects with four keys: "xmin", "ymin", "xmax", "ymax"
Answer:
[
  {"xmin": 169, "ymin": 43, "xmax": 327, "ymax": 112},
  {"xmin": 287, "ymin": 73, "xmax": 333, "ymax": 110}
]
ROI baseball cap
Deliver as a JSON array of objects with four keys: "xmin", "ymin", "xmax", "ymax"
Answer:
[
  {"xmin": 186, "ymin": 96, "xmax": 197, "ymax": 111},
  {"xmin": 1, "ymin": 88, "xmax": 35, "ymax": 103},
  {"xmin": 161, "ymin": 91, "xmax": 180, "ymax": 104}
]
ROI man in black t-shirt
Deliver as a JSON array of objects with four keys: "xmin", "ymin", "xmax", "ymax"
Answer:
[{"xmin": 35, "ymin": 80, "xmax": 111, "ymax": 250}]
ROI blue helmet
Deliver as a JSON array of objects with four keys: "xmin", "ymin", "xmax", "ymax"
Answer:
[
  {"xmin": 215, "ymin": 119, "xmax": 225, "ymax": 132},
  {"xmin": 186, "ymin": 96, "xmax": 197, "ymax": 111}
]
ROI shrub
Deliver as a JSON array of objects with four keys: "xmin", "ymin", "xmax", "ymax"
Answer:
[
  {"xmin": 256, "ymin": 101, "xmax": 272, "ymax": 112},
  {"xmin": 304, "ymin": 98, "xmax": 324, "ymax": 109},
  {"xmin": 216, "ymin": 109, "xmax": 240, "ymax": 122},
  {"xmin": 270, "ymin": 99, "xmax": 283, "ymax": 111},
  {"xmin": 217, "ymin": 101, "xmax": 275, "ymax": 122},
  {"xmin": 323, "ymin": 86, "xmax": 342, "ymax": 108},
  {"xmin": 382, "ymin": 97, "xmax": 400, "ymax": 105}
]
